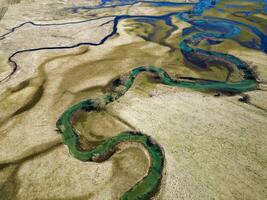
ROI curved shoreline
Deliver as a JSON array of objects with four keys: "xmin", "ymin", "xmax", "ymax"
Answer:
[
  {"xmin": 56, "ymin": 1, "xmax": 259, "ymax": 199},
  {"xmin": 1, "ymin": 0, "xmax": 263, "ymax": 199},
  {"xmin": 1, "ymin": 1, "xmax": 266, "ymax": 83},
  {"xmin": 57, "ymin": 61, "xmax": 257, "ymax": 199}
]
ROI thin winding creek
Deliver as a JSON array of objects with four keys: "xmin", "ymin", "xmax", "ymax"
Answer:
[
  {"xmin": 1, "ymin": 0, "xmax": 266, "ymax": 199},
  {"xmin": 56, "ymin": 0, "xmax": 262, "ymax": 199}
]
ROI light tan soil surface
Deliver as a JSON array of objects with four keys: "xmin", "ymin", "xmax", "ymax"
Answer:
[{"xmin": 0, "ymin": 0, "xmax": 266, "ymax": 200}]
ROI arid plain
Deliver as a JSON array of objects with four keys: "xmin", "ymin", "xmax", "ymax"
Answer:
[{"xmin": 0, "ymin": 0, "xmax": 267, "ymax": 200}]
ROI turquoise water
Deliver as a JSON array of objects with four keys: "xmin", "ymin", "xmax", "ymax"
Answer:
[{"xmin": 55, "ymin": 0, "xmax": 264, "ymax": 199}]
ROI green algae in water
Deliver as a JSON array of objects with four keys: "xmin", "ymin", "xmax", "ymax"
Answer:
[{"xmin": 56, "ymin": 1, "xmax": 259, "ymax": 199}]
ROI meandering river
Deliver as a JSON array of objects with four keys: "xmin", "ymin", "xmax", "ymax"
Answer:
[{"xmin": 56, "ymin": 0, "xmax": 264, "ymax": 199}]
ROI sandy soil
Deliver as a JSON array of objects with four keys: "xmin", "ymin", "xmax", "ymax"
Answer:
[{"xmin": 0, "ymin": 0, "xmax": 266, "ymax": 199}]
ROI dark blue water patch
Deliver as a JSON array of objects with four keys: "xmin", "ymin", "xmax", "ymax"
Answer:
[
  {"xmin": 72, "ymin": 0, "xmax": 196, "ymax": 13},
  {"xmin": 215, "ymin": 8, "xmax": 225, "ymax": 12},
  {"xmin": 191, "ymin": 0, "xmax": 220, "ymax": 15},
  {"xmin": 180, "ymin": 16, "xmax": 241, "ymax": 38},
  {"xmin": 240, "ymin": 38, "xmax": 257, "ymax": 49},
  {"xmin": 145, "ymin": 1, "xmax": 195, "ymax": 7},
  {"xmin": 202, "ymin": 16, "xmax": 267, "ymax": 52},
  {"xmin": 233, "ymin": 10, "xmax": 255, "ymax": 17},
  {"xmin": 182, "ymin": 27, "xmax": 199, "ymax": 37},
  {"xmin": 101, "ymin": 0, "xmax": 137, "ymax": 4},
  {"xmin": 101, "ymin": 0, "xmax": 194, "ymax": 7},
  {"xmin": 0, "ymin": 0, "xmax": 263, "ymax": 85},
  {"xmin": 128, "ymin": 14, "xmax": 179, "ymax": 49},
  {"xmin": 180, "ymin": 40, "xmax": 255, "ymax": 80},
  {"xmin": 181, "ymin": 50, "xmax": 208, "ymax": 68},
  {"xmin": 178, "ymin": 2, "xmax": 267, "ymax": 53},
  {"xmin": 134, "ymin": 17, "xmax": 158, "ymax": 23},
  {"xmin": 206, "ymin": 38, "xmax": 223, "ymax": 45},
  {"xmin": 220, "ymin": 0, "xmax": 265, "ymax": 13}
]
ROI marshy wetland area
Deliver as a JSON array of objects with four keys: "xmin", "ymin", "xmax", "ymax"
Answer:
[{"xmin": 0, "ymin": 0, "xmax": 267, "ymax": 199}]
